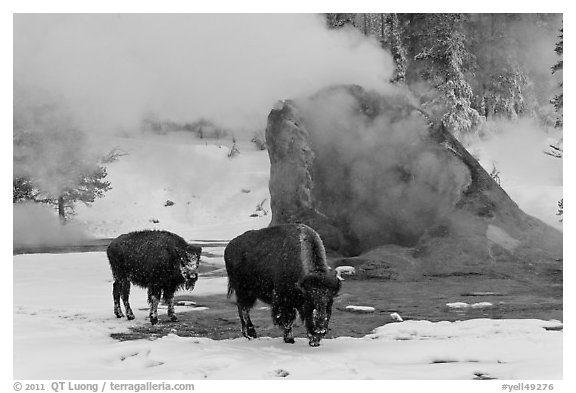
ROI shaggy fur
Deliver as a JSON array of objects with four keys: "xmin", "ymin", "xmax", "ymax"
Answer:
[
  {"xmin": 107, "ymin": 230, "xmax": 201, "ymax": 325},
  {"xmin": 225, "ymin": 224, "xmax": 341, "ymax": 346}
]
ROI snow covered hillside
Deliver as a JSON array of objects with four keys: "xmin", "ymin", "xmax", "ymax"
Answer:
[{"xmin": 77, "ymin": 132, "xmax": 271, "ymax": 240}]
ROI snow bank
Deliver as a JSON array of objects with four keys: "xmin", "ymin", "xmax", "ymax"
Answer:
[
  {"xmin": 345, "ymin": 305, "xmax": 376, "ymax": 313},
  {"xmin": 369, "ymin": 319, "xmax": 562, "ymax": 341}
]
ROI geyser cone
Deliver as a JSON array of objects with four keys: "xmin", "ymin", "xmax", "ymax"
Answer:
[{"xmin": 265, "ymin": 85, "xmax": 562, "ymax": 283}]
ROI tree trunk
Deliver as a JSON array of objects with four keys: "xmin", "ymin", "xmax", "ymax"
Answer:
[
  {"xmin": 380, "ymin": 13, "xmax": 385, "ymax": 43},
  {"xmin": 58, "ymin": 196, "xmax": 66, "ymax": 224}
]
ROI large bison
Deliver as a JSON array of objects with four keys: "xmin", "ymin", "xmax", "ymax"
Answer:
[
  {"xmin": 225, "ymin": 224, "xmax": 341, "ymax": 346},
  {"xmin": 107, "ymin": 230, "xmax": 201, "ymax": 325}
]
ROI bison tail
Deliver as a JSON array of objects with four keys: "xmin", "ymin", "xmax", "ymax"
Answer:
[{"xmin": 226, "ymin": 279, "xmax": 235, "ymax": 299}]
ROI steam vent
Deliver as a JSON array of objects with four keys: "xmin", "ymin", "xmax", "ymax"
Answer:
[{"xmin": 265, "ymin": 85, "xmax": 562, "ymax": 283}]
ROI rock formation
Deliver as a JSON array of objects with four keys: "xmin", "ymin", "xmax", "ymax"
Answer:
[{"xmin": 265, "ymin": 85, "xmax": 562, "ymax": 283}]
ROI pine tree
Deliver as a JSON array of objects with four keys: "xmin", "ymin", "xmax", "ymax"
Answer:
[
  {"xmin": 382, "ymin": 14, "xmax": 408, "ymax": 84},
  {"xmin": 13, "ymin": 102, "xmax": 112, "ymax": 222},
  {"xmin": 468, "ymin": 14, "xmax": 533, "ymax": 121},
  {"xmin": 54, "ymin": 165, "xmax": 112, "ymax": 221},
  {"xmin": 411, "ymin": 14, "xmax": 481, "ymax": 138},
  {"xmin": 13, "ymin": 176, "xmax": 39, "ymax": 203},
  {"xmin": 325, "ymin": 13, "xmax": 356, "ymax": 29},
  {"xmin": 551, "ymin": 28, "xmax": 563, "ymax": 128}
]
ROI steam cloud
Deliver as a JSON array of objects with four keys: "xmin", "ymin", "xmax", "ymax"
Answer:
[
  {"xmin": 300, "ymin": 88, "xmax": 472, "ymax": 248},
  {"xmin": 13, "ymin": 14, "xmax": 562, "ymax": 247},
  {"xmin": 14, "ymin": 14, "xmax": 394, "ymax": 134},
  {"xmin": 13, "ymin": 13, "xmax": 395, "ymax": 246},
  {"xmin": 13, "ymin": 203, "xmax": 89, "ymax": 247}
]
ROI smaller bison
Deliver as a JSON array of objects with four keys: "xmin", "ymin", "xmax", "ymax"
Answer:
[
  {"xmin": 225, "ymin": 224, "xmax": 341, "ymax": 346},
  {"xmin": 107, "ymin": 230, "xmax": 201, "ymax": 325}
]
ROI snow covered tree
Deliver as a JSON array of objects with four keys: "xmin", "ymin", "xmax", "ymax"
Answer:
[
  {"xmin": 13, "ymin": 176, "xmax": 39, "ymax": 203},
  {"xmin": 550, "ymin": 28, "xmax": 563, "ymax": 221},
  {"xmin": 325, "ymin": 13, "xmax": 356, "ymax": 29},
  {"xmin": 53, "ymin": 164, "xmax": 112, "ymax": 221},
  {"xmin": 325, "ymin": 13, "xmax": 559, "ymax": 132},
  {"xmin": 467, "ymin": 14, "xmax": 534, "ymax": 121},
  {"xmin": 557, "ymin": 198, "xmax": 563, "ymax": 222},
  {"xmin": 13, "ymin": 98, "xmax": 111, "ymax": 222},
  {"xmin": 382, "ymin": 13, "xmax": 408, "ymax": 84},
  {"xmin": 551, "ymin": 28, "xmax": 563, "ymax": 128},
  {"xmin": 410, "ymin": 14, "xmax": 481, "ymax": 138}
]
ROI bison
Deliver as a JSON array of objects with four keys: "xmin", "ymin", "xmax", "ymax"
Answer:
[
  {"xmin": 106, "ymin": 230, "xmax": 201, "ymax": 325},
  {"xmin": 224, "ymin": 224, "xmax": 341, "ymax": 346}
]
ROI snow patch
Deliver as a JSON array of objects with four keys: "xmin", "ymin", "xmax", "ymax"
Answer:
[
  {"xmin": 471, "ymin": 302, "xmax": 494, "ymax": 309},
  {"xmin": 447, "ymin": 302, "xmax": 494, "ymax": 309},
  {"xmin": 390, "ymin": 312, "xmax": 404, "ymax": 322},
  {"xmin": 345, "ymin": 305, "xmax": 376, "ymax": 313},
  {"xmin": 446, "ymin": 302, "xmax": 470, "ymax": 309},
  {"xmin": 335, "ymin": 266, "xmax": 356, "ymax": 276}
]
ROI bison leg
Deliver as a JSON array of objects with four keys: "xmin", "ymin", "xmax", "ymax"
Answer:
[
  {"xmin": 120, "ymin": 279, "xmax": 135, "ymax": 320},
  {"xmin": 148, "ymin": 287, "xmax": 161, "ymax": 325},
  {"xmin": 112, "ymin": 281, "xmax": 124, "ymax": 318},
  {"xmin": 272, "ymin": 303, "xmax": 297, "ymax": 344},
  {"xmin": 281, "ymin": 317, "xmax": 295, "ymax": 344},
  {"xmin": 237, "ymin": 304, "xmax": 257, "ymax": 339},
  {"xmin": 164, "ymin": 290, "xmax": 178, "ymax": 322}
]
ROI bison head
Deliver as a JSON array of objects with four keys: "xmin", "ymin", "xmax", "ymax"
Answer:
[
  {"xmin": 298, "ymin": 271, "xmax": 341, "ymax": 347},
  {"xmin": 180, "ymin": 244, "xmax": 202, "ymax": 290}
]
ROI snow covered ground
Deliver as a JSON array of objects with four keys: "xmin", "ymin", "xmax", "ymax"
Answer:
[
  {"xmin": 12, "ymin": 131, "xmax": 566, "ymax": 382},
  {"xmin": 13, "ymin": 251, "xmax": 563, "ymax": 380}
]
